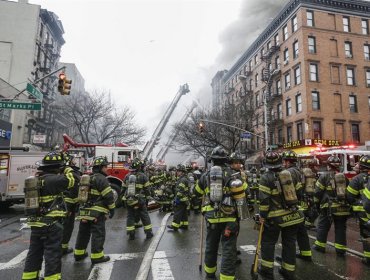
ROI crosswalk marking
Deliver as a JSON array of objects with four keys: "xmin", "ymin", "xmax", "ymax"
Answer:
[
  {"xmin": 151, "ymin": 251, "xmax": 174, "ymax": 280},
  {"xmin": 239, "ymin": 245, "xmax": 280, "ymax": 267},
  {"xmin": 0, "ymin": 250, "xmax": 28, "ymax": 270}
]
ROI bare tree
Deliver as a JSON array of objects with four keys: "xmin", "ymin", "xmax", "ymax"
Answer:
[{"xmin": 61, "ymin": 89, "xmax": 146, "ymax": 147}]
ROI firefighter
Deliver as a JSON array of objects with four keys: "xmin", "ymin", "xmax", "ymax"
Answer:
[
  {"xmin": 74, "ymin": 156, "xmax": 115, "ymax": 264},
  {"xmin": 313, "ymin": 154, "xmax": 350, "ymax": 256},
  {"xmin": 194, "ymin": 146, "xmax": 240, "ymax": 280},
  {"xmin": 61, "ymin": 153, "xmax": 82, "ymax": 255},
  {"xmin": 123, "ymin": 158, "xmax": 153, "ymax": 240},
  {"xmin": 249, "ymin": 167, "xmax": 259, "ymax": 205},
  {"xmin": 22, "ymin": 151, "xmax": 75, "ymax": 280},
  {"xmin": 259, "ymin": 151, "xmax": 304, "ymax": 280},
  {"xmin": 346, "ymin": 155, "xmax": 370, "ymax": 265},
  {"xmin": 191, "ymin": 169, "xmax": 202, "ymax": 214},
  {"xmin": 167, "ymin": 164, "xmax": 190, "ymax": 231},
  {"xmin": 281, "ymin": 150, "xmax": 312, "ymax": 261}
]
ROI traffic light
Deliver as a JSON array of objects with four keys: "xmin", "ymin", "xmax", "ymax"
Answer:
[
  {"xmin": 57, "ymin": 72, "xmax": 72, "ymax": 95},
  {"xmin": 198, "ymin": 121, "xmax": 205, "ymax": 133}
]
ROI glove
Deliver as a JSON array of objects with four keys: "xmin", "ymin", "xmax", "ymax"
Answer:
[{"xmin": 109, "ymin": 209, "xmax": 115, "ymax": 219}]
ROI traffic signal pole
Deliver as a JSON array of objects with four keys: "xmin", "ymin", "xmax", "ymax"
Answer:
[{"xmin": 198, "ymin": 118, "xmax": 265, "ymax": 140}]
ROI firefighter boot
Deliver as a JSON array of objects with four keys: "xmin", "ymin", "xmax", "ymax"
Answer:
[
  {"xmin": 74, "ymin": 252, "xmax": 88, "ymax": 261},
  {"xmin": 92, "ymin": 256, "xmax": 110, "ymax": 265},
  {"xmin": 146, "ymin": 231, "xmax": 154, "ymax": 239},
  {"xmin": 278, "ymin": 268, "xmax": 296, "ymax": 280},
  {"xmin": 129, "ymin": 232, "xmax": 135, "ymax": 240},
  {"xmin": 62, "ymin": 248, "xmax": 73, "ymax": 256},
  {"xmin": 167, "ymin": 225, "xmax": 178, "ymax": 232}
]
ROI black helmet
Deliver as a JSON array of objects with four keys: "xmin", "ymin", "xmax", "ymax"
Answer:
[
  {"xmin": 229, "ymin": 152, "xmax": 244, "ymax": 163},
  {"xmin": 211, "ymin": 146, "xmax": 228, "ymax": 160},
  {"xmin": 359, "ymin": 155, "xmax": 370, "ymax": 169},
  {"xmin": 63, "ymin": 152, "xmax": 75, "ymax": 166},
  {"xmin": 176, "ymin": 164, "xmax": 186, "ymax": 172},
  {"xmin": 92, "ymin": 156, "xmax": 109, "ymax": 167},
  {"xmin": 185, "ymin": 164, "xmax": 193, "ymax": 172},
  {"xmin": 327, "ymin": 155, "xmax": 341, "ymax": 167},
  {"xmin": 264, "ymin": 151, "xmax": 282, "ymax": 169},
  {"xmin": 281, "ymin": 150, "xmax": 297, "ymax": 162},
  {"xmin": 130, "ymin": 158, "xmax": 143, "ymax": 170},
  {"xmin": 38, "ymin": 151, "xmax": 65, "ymax": 168}
]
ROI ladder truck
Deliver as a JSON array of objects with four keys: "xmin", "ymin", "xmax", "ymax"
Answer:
[
  {"xmin": 142, "ymin": 84, "xmax": 190, "ymax": 161},
  {"xmin": 156, "ymin": 102, "xmax": 197, "ymax": 161}
]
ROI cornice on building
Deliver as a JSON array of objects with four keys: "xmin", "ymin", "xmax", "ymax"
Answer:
[
  {"xmin": 40, "ymin": 9, "xmax": 65, "ymax": 45},
  {"xmin": 221, "ymin": 0, "xmax": 370, "ymax": 84}
]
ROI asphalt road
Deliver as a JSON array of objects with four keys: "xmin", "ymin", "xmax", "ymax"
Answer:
[{"xmin": 0, "ymin": 206, "xmax": 369, "ymax": 280}]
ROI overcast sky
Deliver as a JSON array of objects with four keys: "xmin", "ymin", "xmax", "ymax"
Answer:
[{"xmin": 28, "ymin": 0, "xmax": 244, "ymax": 139}]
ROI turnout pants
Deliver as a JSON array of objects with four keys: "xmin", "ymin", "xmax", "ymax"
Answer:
[
  {"xmin": 314, "ymin": 213, "xmax": 348, "ymax": 253},
  {"xmin": 360, "ymin": 220, "xmax": 370, "ymax": 261},
  {"xmin": 61, "ymin": 203, "xmax": 77, "ymax": 250},
  {"xmin": 74, "ymin": 215, "xmax": 106, "ymax": 261},
  {"xmin": 204, "ymin": 221, "xmax": 238, "ymax": 280},
  {"xmin": 22, "ymin": 222, "xmax": 63, "ymax": 280},
  {"xmin": 171, "ymin": 202, "xmax": 188, "ymax": 229},
  {"xmin": 296, "ymin": 222, "xmax": 312, "ymax": 257},
  {"xmin": 261, "ymin": 223, "xmax": 299, "ymax": 277},
  {"xmin": 126, "ymin": 204, "xmax": 152, "ymax": 234}
]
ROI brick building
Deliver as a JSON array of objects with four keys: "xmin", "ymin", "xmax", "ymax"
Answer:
[{"xmin": 211, "ymin": 0, "xmax": 370, "ymax": 158}]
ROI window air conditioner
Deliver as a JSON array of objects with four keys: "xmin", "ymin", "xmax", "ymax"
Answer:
[
  {"xmin": 346, "ymin": 54, "xmax": 353, "ymax": 58},
  {"xmin": 284, "ymin": 59, "xmax": 289, "ymax": 65}
]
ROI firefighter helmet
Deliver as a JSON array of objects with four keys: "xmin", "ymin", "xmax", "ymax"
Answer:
[
  {"xmin": 92, "ymin": 156, "xmax": 109, "ymax": 167},
  {"xmin": 264, "ymin": 151, "xmax": 282, "ymax": 169},
  {"xmin": 63, "ymin": 152, "xmax": 75, "ymax": 166},
  {"xmin": 186, "ymin": 164, "xmax": 193, "ymax": 172},
  {"xmin": 281, "ymin": 150, "xmax": 298, "ymax": 162},
  {"xmin": 260, "ymin": 167, "xmax": 267, "ymax": 174},
  {"xmin": 168, "ymin": 166, "xmax": 176, "ymax": 172},
  {"xmin": 359, "ymin": 155, "xmax": 370, "ymax": 169},
  {"xmin": 176, "ymin": 164, "xmax": 186, "ymax": 172},
  {"xmin": 38, "ymin": 151, "xmax": 65, "ymax": 168},
  {"xmin": 327, "ymin": 155, "xmax": 341, "ymax": 167},
  {"xmin": 130, "ymin": 158, "xmax": 144, "ymax": 170},
  {"xmin": 210, "ymin": 146, "xmax": 228, "ymax": 160},
  {"xmin": 229, "ymin": 152, "xmax": 244, "ymax": 163}
]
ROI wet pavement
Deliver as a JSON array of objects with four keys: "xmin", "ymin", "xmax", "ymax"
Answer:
[{"xmin": 0, "ymin": 206, "xmax": 369, "ymax": 279}]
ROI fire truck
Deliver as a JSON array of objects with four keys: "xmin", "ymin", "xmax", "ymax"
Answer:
[
  {"xmin": 298, "ymin": 146, "xmax": 370, "ymax": 179},
  {"xmin": 0, "ymin": 148, "xmax": 46, "ymax": 209},
  {"xmin": 63, "ymin": 134, "xmax": 139, "ymax": 205}
]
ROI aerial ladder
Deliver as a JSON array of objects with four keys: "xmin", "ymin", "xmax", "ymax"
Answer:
[
  {"xmin": 156, "ymin": 102, "xmax": 197, "ymax": 161},
  {"xmin": 142, "ymin": 84, "xmax": 190, "ymax": 161}
]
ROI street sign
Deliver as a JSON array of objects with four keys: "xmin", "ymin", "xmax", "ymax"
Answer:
[
  {"xmin": 26, "ymin": 83, "xmax": 43, "ymax": 101},
  {"xmin": 0, "ymin": 101, "xmax": 42, "ymax": 111},
  {"xmin": 33, "ymin": 134, "xmax": 46, "ymax": 144},
  {"xmin": 240, "ymin": 132, "xmax": 252, "ymax": 139}
]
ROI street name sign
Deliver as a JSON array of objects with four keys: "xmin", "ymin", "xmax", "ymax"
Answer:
[
  {"xmin": 240, "ymin": 132, "xmax": 252, "ymax": 139},
  {"xmin": 26, "ymin": 83, "xmax": 43, "ymax": 101},
  {"xmin": 0, "ymin": 101, "xmax": 42, "ymax": 111}
]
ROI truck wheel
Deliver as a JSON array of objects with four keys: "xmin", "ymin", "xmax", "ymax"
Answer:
[{"xmin": 110, "ymin": 183, "xmax": 123, "ymax": 208}]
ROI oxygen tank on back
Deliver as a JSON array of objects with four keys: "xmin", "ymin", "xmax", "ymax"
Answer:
[
  {"xmin": 334, "ymin": 173, "xmax": 346, "ymax": 200},
  {"xmin": 24, "ymin": 176, "xmax": 41, "ymax": 216},
  {"xmin": 230, "ymin": 179, "xmax": 247, "ymax": 219},
  {"xmin": 188, "ymin": 174, "xmax": 195, "ymax": 194},
  {"xmin": 78, "ymin": 174, "xmax": 90, "ymax": 203},
  {"xmin": 209, "ymin": 166, "xmax": 223, "ymax": 204},
  {"xmin": 127, "ymin": 175, "xmax": 137, "ymax": 197},
  {"xmin": 302, "ymin": 167, "xmax": 316, "ymax": 195},
  {"xmin": 278, "ymin": 170, "xmax": 298, "ymax": 206}
]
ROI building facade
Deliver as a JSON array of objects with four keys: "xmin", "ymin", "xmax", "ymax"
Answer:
[
  {"xmin": 212, "ymin": 0, "xmax": 370, "ymax": 157},
  {"xmin": 0, "ymin": 0, "xmax": 65, "ymax": 148}
]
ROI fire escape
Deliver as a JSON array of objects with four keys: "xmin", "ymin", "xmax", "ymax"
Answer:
[{"xmin": 261, "ymin": 44, "xmax": 282, "ymax": 146}]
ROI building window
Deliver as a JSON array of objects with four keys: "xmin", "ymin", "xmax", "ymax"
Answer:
[
  {"xmin": 349, "ymin": 95, "xmax": 358, "ymax": 113},
  {"xmin": 277, "ymin": 103, "xmax": 282, "ymax": 119},
  {"xmin": 313, "ymin": 121, "xmax": 322, "ymax": 139},
  {"xmin": 330, "ymin": 39, "xmax": 338, "ymax": 56},
  {"xmin": 254, "ymin": 54, "xmax": 258, "ymax": 65},
  {"xmin": 344, "ymin": 41, "xmax": 353, "ymax": 58},
  {"xmin": 287, "ymin": 126, "xmax": 293, "ymax": 142},
  {"xmin": 368, "ymin": 96, "xmax": 370, "ymax": 110},
  {"xmin": 267, "ymin": 41, "xmax": 272, "ymax": 50},
  {"xmin": 351, "ymin": 124, "xmax": 360, "ymax": 142},
  {"xmin": 334, "ymin": 93, "xmax": 342, "ymax": 113},
  {"xmin": 275, "ymin": 56, "xmax": 280, "ymax": 69},
  {"xmin": 285, "ymin": 72, "xmax": 291, "ymax": 90},
  {"xmin": 365, "ymin": 45, "xmax": 370, "ymax": 60},
  {"xmin": 312, "ymin": 91, "xmax": 320, "ymax": 110},
  {"xmin": 308, "ymin": 36, "xmax": 316, "ymax": 53},
  {"xmin": 346, "ymin": 67, "xmax": 355, "ymax": 85},
  {"xmin": 292, "ymin": 15, "xmax": 298, "ymax": 32},
  {"xmin": 296, "ymin": 93, "xmax": 302, "ymax": 112},
  {"xmin": 307, "ymin": 10, "xmax": 314, "ymax": 27},
  {"xmin": 365, "ymin": 70, "xmax": 370, "ymax": 87},
  {"xmin": 278, "ymin": 129, "xmax": 283, "ymax": 143},
  {"xmin": 343, "ymin": 16, "xmax": 350, "ymax": 32},
  {"xmin": 286, "ymin": 99, "xmax": 292, "ymax": 116},
  {"xmin": 362, "ymin": 19, "xmax": 369, "ymax": 35},
  {"xmin": 255, "ymin": 93, "xmax": 260, "ymax": 107},
  {"xmin": 284, "ymin": 48, "xmax": 289, "ymax": 63},
  {"xmin": 255, "ymin": 73, "xmax": 259, "ymax": 87},
  {"xmin": 309, "ymin": 63, "xmax": 318, "ymax": 81},
  {"xmin": 297, "ymin": 123, "xmax": 303, "ymax": 140},
  {"xmin": 275, "ymin": 33, "xmax": 280, "ymax": 46},
  {"xmin": 276, "ymin": 79, "xmax": 281, "ymax": 94},
  {"xmin": 331, "ymin": 65, "xmax": 340, "ymax": 84},
  {"xmin": 283, "ymin": 25, "xmax": 288, "ymax": 41},
  {"xmin": 294, "ymin": 66, "xmax": 301, "ymax": 85},
  {"xmin": 293, "ymin": 41, "xmax": 299, "ymax": 59}
]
